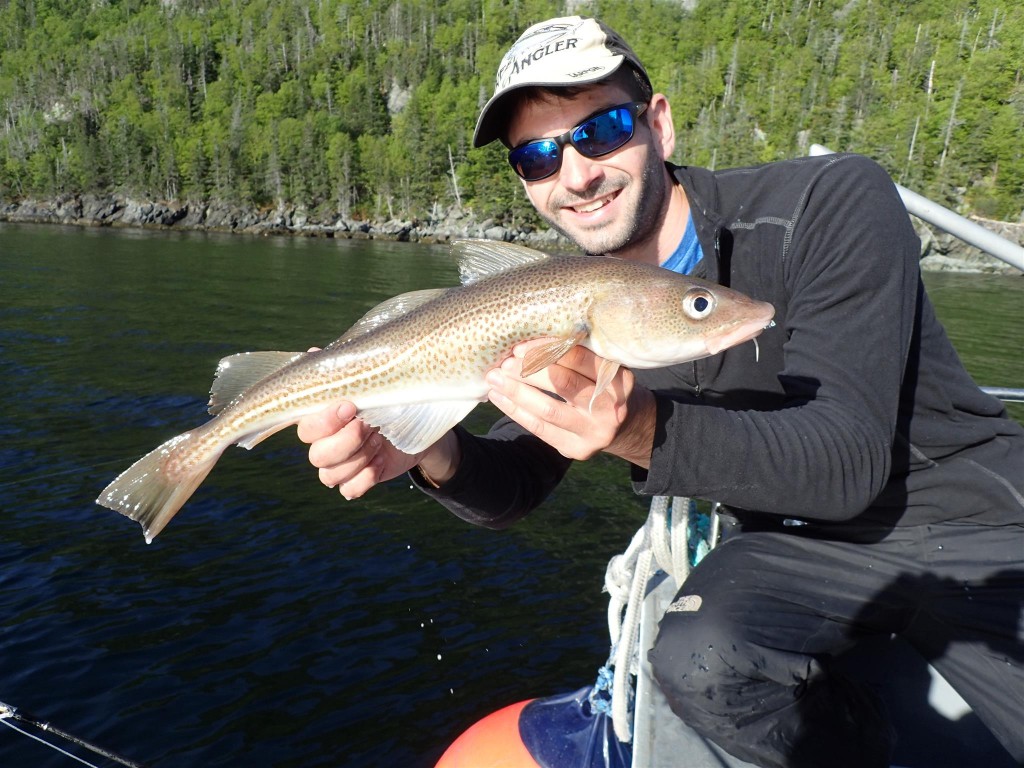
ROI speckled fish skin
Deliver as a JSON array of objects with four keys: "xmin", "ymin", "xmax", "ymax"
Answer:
[{"xmin": 97, "ymin": 241, "xmax": 775, "ymax": 543}]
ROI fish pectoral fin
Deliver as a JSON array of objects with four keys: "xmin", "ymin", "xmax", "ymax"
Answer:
[
  {"xmin": 520, "ymin": 325, "xmax": 589, "ymax": 378},
  {"xmin": 589, "ymin": 358, "xmax": 621, "ymax": 413},
  {"xmin": 209, "ymin": 351, "xmax": 305, "ymax": 415},
  {"xmin": 359, "ymin": 401, "xmax": 480, "ymax": 455}
]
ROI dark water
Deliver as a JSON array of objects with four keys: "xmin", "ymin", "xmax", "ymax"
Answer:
[{"xmin": 0, "ymin": 223, "xmax": 1020, "ymax": 766}]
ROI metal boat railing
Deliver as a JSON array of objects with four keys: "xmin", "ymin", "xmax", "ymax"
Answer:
[
  {"xmin": 809, "ymin": 144, "xmax": 1024, "ymax": 272},
  {"xmin": 812, "ymin": 144, "xmax": 1024, "ymax": 405}
]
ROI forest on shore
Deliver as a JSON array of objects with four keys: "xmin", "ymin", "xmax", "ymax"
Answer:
[{"xmin": 1, "ymin": 0, "xmax": 1022, "ymax": 229}]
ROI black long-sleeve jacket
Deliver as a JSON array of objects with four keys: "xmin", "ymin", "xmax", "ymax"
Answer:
[{"xmin": 414, "ymin": 154, "xmax": 1024, "ymax": 533}]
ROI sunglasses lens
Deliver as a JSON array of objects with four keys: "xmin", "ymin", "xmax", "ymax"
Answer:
[
  {"xmin": 509, "ymin": 140, "xmax": 560, "ymax": 181},
  {"xmin": 573, "ymin": 107, "xmax": 635, "ymax": 157},
  {"xmin": 507, "ymin": 104, "xmax": 643, "ymax": 181}
]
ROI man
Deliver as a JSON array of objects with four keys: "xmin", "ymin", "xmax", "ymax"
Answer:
[{"xmin": 298, "ymin": 16, "xmax": 1024, "ymax": 768}]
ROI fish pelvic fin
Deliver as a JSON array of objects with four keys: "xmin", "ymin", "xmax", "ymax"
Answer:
[
  {"xmin": 520, "ymin": 325, "xmax": 589, "ymax": 378},
  {"xmin": 96, "ymin": 429, "xmax": 223, "ymax": 543}
]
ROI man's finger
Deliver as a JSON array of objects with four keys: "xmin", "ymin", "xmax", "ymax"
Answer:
[
  {"xmin": 335, "ymin": 456, "xmax": 386, "ymax": 500},
  {"xmin": 488, "ymin": 369, "xmax": 577, "ymax": 432},
  {"xmin": 297, "ymin": 401, "xmax": 358, "ymax": 443},
  {"xmin": 500, "ymin": 353, "xmax": 601, "ymax": 410},
  {"xmin": 312, "ymin": 430, "xmax": 383, "ymax": 483}
]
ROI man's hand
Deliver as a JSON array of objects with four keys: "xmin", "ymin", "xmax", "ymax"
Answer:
[
  {"xmin": 297, "ymin": 402, "xmax": 461, "ymax": 499},
  {"xmin": 297, "ymin": 402, "xmax": 406, "ymax": 498},
  {"xmin": 296, "ymin": 345, "xmax": 460, "ymax": 499},
  {"xmin": 485, "ymin": 340, "xmax": 656, "ymax": 468}
]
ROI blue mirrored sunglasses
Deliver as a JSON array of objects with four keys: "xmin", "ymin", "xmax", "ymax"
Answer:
[{"xmin": 507, "ymin": 101, "xmax": 649, "ymax": 182}]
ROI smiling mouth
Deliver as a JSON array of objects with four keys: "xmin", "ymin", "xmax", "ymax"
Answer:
[{"xmin": 570, "ymin": 191, "xmax": 618, "ymax": 214}]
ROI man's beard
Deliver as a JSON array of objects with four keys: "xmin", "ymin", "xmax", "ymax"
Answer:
[{"xmin": 542, "ymin": 151, "xmax": 669, "ymax": 257}]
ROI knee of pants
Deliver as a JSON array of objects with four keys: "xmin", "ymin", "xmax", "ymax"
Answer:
[
  {"xmin": 650, "ymin": 604, "xmax": 738, "ymax": 704},
  {"xmin": 648, "ymin": 597, "xmax": 786, "ymax": 721}
]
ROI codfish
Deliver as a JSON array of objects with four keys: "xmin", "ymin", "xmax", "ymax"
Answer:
[{"xmin": 97, "ymin": 240, "xmax": 775, "ymax": 542}]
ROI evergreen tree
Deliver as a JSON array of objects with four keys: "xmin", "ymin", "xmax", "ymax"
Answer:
[{"xmin": 0, "ymin": 0, "xmax": 1020, "ymax": 222}]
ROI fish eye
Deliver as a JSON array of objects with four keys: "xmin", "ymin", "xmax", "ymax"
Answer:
[{"xmin": 683, "ymin": 289, "xmax": 715, "ymax": 319}]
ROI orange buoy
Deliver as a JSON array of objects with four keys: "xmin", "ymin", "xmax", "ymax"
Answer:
[
  {"xmin": 434, "ymin": 699, "xmax": 541, "ymax": 768},
  {"xmin": 435, "ymin": 687, "xmax": 631, "ymax": 768}
]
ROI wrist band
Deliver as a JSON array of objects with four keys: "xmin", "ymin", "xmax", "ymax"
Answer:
[{"xmin": 414, "ymin": 464, "xmax": 442, "ymax": 489}]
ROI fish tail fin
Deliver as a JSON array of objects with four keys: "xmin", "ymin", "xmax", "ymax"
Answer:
[{"xmin": 97, "ymin": 429, "xmax": 223, "ymax": 543}]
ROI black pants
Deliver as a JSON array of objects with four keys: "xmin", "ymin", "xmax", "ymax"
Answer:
[{"xmin": 648, "ymin": 520, "xmax": 1024, "ymax": 768}]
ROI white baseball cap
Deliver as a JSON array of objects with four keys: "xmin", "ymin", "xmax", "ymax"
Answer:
[{"xmin": 473, "ymin": 16, "xmax": 652, "ymax": 148}]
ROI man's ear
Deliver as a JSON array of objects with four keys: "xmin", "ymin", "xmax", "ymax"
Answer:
[{"xmin": 647, "ymin": 93, "xmax": 676, "ymax": 161}]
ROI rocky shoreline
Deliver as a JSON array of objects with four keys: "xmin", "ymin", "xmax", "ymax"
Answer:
[
  {"xmin": 0, "ymin": 194, "xmax": 573, "ymax": 250},
  {"xmin": 1, "ymin": 194, "xmax": 1020, "ymax": 273}
]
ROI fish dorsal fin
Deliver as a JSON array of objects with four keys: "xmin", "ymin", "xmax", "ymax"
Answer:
[
  {"xmin": 326, "ymin": 288, "xmax": 450, "ymax": 350},
  {"xmin": 453, "ymin": 239, "xmax": 551, "ymax": 285},
  {"xmin": 359, "ymin": 400, "xmax": 480, "ymax": 455},
  {"xmin": 208, "ymin": 351, "xmax": 304, "ymax": 415}
]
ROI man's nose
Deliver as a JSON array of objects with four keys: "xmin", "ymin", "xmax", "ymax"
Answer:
[{"xmin": 558, "ymin": 145, "xmax": 604, "ymax": 193}]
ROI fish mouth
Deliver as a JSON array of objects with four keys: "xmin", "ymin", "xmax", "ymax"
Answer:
[{"xmin": 705, "ymin": 309, "xmax": 776, "ymax": 356}]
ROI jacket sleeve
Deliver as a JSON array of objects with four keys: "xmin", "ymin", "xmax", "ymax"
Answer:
[
  {"xmin": 410, "ymin": 420, "xmax": 574, "ymax": 529},
  {"xmin": 635, "ymin": 156, "xmax": 920, "ymax": 521}
]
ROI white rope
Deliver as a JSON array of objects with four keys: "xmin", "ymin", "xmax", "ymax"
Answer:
[
  {"xmin": 670, "ymin": 496, "xmax": 692, "ymax": 584},
  {"xmin": 597, "ymin": 495, "xmax": 716, "ymax": 743},
  {"xmin": 610, "ymin": 545, "xmax": 652, "ymax": 735}
]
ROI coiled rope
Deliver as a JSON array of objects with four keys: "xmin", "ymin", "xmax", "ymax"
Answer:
[{"xmin": 590, "ymin": 496, "xmax": 717, "ymax": 743}]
